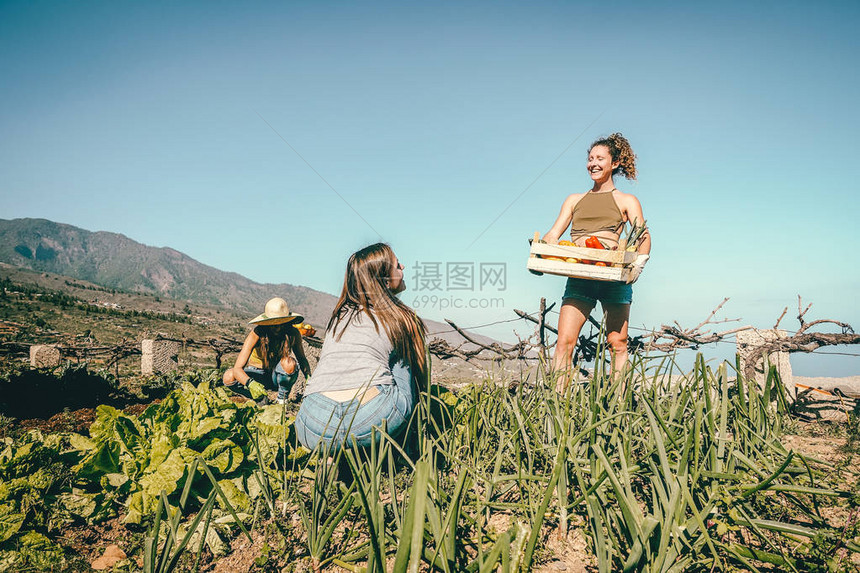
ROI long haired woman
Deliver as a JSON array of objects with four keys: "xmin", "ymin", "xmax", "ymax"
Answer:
[
  {"xmin": 295, "ymin": 243, "xmax": 427, "ymax": 451},
  {"xmin": 223, "ymin": 297, "xmax": 311, "ymax": 403}
]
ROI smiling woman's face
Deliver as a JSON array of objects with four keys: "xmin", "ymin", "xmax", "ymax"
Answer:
[{"xmin": 587, "ymin": 144, "xmax": 618, "ymax": 184}]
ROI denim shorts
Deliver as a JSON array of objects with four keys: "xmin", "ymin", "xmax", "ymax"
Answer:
[
  {"xmin": 563, "ymin": 277, "xmax": 633, "ymax": 306},
  {"xmin": 295, "ymin": 362, "xmax": 414, "ymax": 452},
  {"xmin": 245, "ymin": 363, "xmax": 298, "ymax": 400}
]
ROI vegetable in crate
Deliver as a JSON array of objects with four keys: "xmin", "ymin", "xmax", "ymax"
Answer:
[
  {"xmin": 539, "ymin": 238, "xmax": 568, "ymax": 261},
  {"xmin": 558, "ymin": 240, "xmax": 580, "ymax": 262},
  {"xmin": 583, "ymin": 236, "xmax": 605, "ymax": 265},
  {"xmin": 585, "ymin": 236, "xmax": 604, "ymax": 249},
  {"xmin": 617, "ymin": 218, "xmax": 648, "ymax": 251}
]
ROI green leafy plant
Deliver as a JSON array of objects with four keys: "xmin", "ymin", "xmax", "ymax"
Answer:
[
  {"xmin": 143, "ymin": 457, "xmax": 252, "ymax": 573},
  {"xmin": 0, "ymin": 429, "xmax": 80, "ymax": 570}
]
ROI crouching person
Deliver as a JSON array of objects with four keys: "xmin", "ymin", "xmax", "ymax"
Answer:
[
  {"xmin": 223, "ymin": 297, "xmax": 311, "ymax": 404},
  {"xmin": 296, "ymin": 243, "xmax": 427, "ymax": 451}
]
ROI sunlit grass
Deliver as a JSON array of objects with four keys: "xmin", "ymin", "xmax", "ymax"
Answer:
[
  {"xmin": 268, "ymin": 347, "xmax": 859, "ymax": 572},
  {"xmin": 2, "ymin": 349, "xmax": 858, "ymax": 572}
]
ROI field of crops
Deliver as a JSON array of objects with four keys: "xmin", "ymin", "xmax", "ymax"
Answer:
[{"xmin": 1, "ymin": 351, "xmax": 859, "ymax": 572}]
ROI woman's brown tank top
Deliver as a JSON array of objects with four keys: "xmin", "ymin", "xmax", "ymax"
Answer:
[{"xmin": 570, "ymin": 191, "xmax": 624, "ymax": 238}]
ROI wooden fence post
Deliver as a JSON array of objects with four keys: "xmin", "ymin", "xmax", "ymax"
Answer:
[{"xmin": 538, "ymin": 297, "xmax": 547, "ymax": 362}]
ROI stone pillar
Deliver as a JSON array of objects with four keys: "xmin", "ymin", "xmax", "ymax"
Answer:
[
  {"xmin": 30, "ymin": 345, "xmax": 61, "ymax": 368},
  {"xmin": 737, "ymin": 329, "xmax": 795, "ymax": 401},
  {"xmin": 141, "ymin": 339, "xmax": 180, "ymax": 375}
]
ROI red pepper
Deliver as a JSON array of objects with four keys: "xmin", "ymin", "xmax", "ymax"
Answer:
[
  {"xmin": 582, "ymin": 236, "xmax": 606, "ymax": 264},
  {"xmin": 585, "ymin": 236, "xmax": 604, "ymax": 249}
]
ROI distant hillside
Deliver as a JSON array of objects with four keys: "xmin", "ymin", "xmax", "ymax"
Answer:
[
  {"xmin": 0, "ymin": 218, "xmax": 335, "ymax": 326},
  {"xmin": 0, "ymin": 218, "xmax": 498, "ymax": 348}
]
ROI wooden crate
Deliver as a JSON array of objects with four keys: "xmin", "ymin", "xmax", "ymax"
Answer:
[{"xmin": 527, "ymin": 239, "xmax": 637, "ymax": 282}]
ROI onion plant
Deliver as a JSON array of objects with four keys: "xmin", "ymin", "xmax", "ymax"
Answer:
[{"xmin": 140, "ymin": 345, "xmax": 859, "ymax": 571}]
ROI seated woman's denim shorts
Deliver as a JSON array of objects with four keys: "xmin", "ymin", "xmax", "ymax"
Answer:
[
  {"xmin": 563, "ymin": 277, "xmax": 633, "ymax": 306},
  {"xmin": 295, "ymin": 362, "xmax": 415, "ymax": 452}
]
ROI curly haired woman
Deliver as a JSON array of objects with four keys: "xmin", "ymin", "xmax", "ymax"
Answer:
[{"xmin": 542, "ymin": 133, "xmax": 651, "ymax": 386}]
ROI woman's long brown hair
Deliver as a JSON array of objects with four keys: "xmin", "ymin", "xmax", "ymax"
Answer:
[
  {"xmin": 328, "ymin": 243, "xmax": 428, "ymax": 388},
  {"xmin": 254, "ymin": 323, "xmax": 300, "ymax": 371}
]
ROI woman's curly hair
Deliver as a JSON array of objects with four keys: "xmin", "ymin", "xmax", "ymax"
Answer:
[{"xmin": 590, "ymin": 132, "xmax": 637, "ymax": 180}]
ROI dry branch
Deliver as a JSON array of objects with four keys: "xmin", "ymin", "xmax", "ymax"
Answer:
[
  {"xmin": 477, "ymin": 296, "xmax": 859, "ymax": 372},
  {"xmin": 441, "ymin": 319, "xmax": 531, "ymax": 361},
  {"xmin": 743, "ymin": 331, "xmax": 860, "ymax": 381},
  {"xmin": 2, "ymin": 296, "xmax": 856, "ymax": 373},
  {"xmin": 774, "ymin": 306, "xmax": 788, "ymax": 330},
  {"xmin": 630, "ymin": 298, "xmax": 752, "ymax": 352},
  {"xmin": 514, "ymin": 309, "xmax": 558, "ymax": 335}
]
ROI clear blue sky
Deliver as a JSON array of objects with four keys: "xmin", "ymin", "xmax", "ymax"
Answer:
[{"xmin": 1, "ymin": 0, "xmax": 858, "ymax": 375}]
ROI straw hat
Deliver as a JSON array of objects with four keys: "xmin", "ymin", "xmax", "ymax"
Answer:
[{"xmin": 249, "ymin": 297, "xmax": 303, "ymax": 326}]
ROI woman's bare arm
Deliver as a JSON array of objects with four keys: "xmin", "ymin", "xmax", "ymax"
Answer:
[
  {"xmin": 293, "ymin": 337, "xmax": 311, "ymax": 378},
  {"xmin": 230, "ymin": 329, "xmax": 259, "ymax": 384}
]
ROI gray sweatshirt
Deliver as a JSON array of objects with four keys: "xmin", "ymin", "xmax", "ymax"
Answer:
[{"xmin": 303, "ymin": 311, "xmax": 398, "ymax": 394}]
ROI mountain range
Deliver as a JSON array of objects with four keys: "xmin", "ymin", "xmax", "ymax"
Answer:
[
  {"xmin": 0, "ymin": 218, "xmax": 488, "ymax": 345},
  {"xmin": 0, "ymin": 218, "xmax": 341, "ymax": 326}
]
